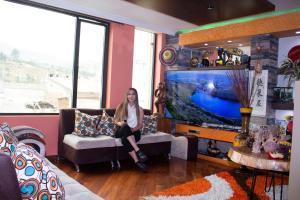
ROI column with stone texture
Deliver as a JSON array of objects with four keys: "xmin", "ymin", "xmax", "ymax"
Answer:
[{"xmin": 250, "ymin": 35, "xmax": 278, "ymax": 125}]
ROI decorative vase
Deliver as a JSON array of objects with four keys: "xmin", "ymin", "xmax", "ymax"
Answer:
[
  {"xmin": 240, "ymin": 107, "xmax": 253, "ymax": 136},
  {"xmin": 233, "ymin": 107, "xmax": 253, "ymax": 147}
]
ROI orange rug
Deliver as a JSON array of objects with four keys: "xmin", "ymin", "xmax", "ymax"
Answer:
[{"xmin": 144, "ymin": 171, "xmax": 288, "ymax": 200}]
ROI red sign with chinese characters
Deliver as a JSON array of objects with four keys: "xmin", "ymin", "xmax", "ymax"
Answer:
[{"xmin": 288, "ymin": 45, "xmax": 300, "ymax": 62}]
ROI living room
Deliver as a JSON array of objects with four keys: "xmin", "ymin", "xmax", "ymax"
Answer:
[{"xmin": 1, "ymin": 0, "xmax": 300, "ymax": 200}]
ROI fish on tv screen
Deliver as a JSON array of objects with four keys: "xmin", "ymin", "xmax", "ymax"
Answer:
[{"xmin": 165, "ymin": 70, "xmax": 242, "ymax": 128}]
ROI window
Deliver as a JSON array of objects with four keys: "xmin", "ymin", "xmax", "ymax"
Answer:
[
  {"xmin": 0, "ymin": 1, "xmax": 108, "ymax": 113},
  {"xmin": 132, "ymin": 29, "xmax": 155, "ymax": 109},
  {"xmin": 76, "ymin": 20, "xmax": 106, "ymax": 109}
]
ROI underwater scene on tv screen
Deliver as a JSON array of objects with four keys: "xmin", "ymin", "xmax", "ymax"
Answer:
[{"xmin": 165, "ymin": 70, "xmax": 242, "ymax": 127}]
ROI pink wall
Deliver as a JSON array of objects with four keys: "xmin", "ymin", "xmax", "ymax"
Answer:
[
  {"xmin": 0, "ymin": 115, "xmax": 59, "ymax": 156},
  {"xmin": 106, "ymin": 22, "xmax": 135, "ymax": 108},
  {"xmin": 153, "ymin": 33, "xmax": 166, "ymax": 112}
]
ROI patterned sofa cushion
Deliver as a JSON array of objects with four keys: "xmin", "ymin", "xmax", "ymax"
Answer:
[
  {"xmin": 0, "ymin": 122, "xmax": 18, "ymax": 157},
  {"xmin": 13, "ymin": 143, "xmax": 65, "ymax": 200},
  {"xmin": 141, "ymin": 115, "xmax": 158, "ymax": 135},
  {"xmin": 73, "ymin": 110, "xmax": 101, "ymax": 137},
  {"xmin": 63, "ymin": 134, "xmax": 116, "ymax": 150},
  {"xmin": 115, "ymin": 132, "xmax": 172, "ymax": 146},
  {"xmin": 97, "ymin": 111, "xmax": 116, "ymax": 137}
]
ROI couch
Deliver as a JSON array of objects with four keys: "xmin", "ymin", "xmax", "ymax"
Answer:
[
  {"xmin": 0, "ymin": 153, "xmax": 103, "ymax": 200},
  {"xmin": 58, "ymin": 108, "xmax": 172, "ymax": 172}
]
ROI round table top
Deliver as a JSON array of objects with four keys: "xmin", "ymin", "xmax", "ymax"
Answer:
[{"xmin": 228, "ymin": 147, "xmax": 289, "ymax": 172}]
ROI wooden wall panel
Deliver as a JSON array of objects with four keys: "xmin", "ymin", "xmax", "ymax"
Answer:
[{"xmin": 179, "ymin": 11, "xmax": 300, "ymax": 46}]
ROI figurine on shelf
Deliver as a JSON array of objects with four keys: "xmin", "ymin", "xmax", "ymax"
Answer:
[
  {"xmin": 215, "ymin": 48, "xmax": 225, "ymax": 66},
  {"xmin": 225, "ymin": 53, "xmax": 234, "ymax": 66},
  {"xmin": 154, "ymin": 82, "xmax": 167, "ymax": 115},
  {"xmin": 285, "ymin": 115, "xmax": 293, "ymax": 138},
  {"xmin": 207, "ymin": 140, "xmax": 220, "ymax": 156},
  {"xmin": 234, "ymin": 56, "xmax": 241, "ymax": 65},
  {"xmin": 201, "ymin": 51, "xmax": 210, "ymax": 67}
]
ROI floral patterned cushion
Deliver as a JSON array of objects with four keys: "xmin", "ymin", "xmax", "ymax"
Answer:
[
  {"xmin": 97, "ymin": 111, "xmax": 116, "ymax": 137},
  {"xmin": 13, "ymin": 143, "xmax": 65, "ymax": 200},
  {"xmin": 0, "ymin": 122, "xmax": 18, "ymax": 157},
  {"xmin": 141, "ymin": 115, "xmax": 158, "ymax": 135},
  {"xmin": 73, "ymin": 110, "xmax": 101, "ymax": 137}
]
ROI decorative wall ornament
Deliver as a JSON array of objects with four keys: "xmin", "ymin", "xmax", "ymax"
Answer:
[
  {"xmin": 250, "ymin": 70, "xmax": 268, "ymax": 117},
  {"xmin": 159, "ymin": 47, "xmax": 177, "ymax": 66}
]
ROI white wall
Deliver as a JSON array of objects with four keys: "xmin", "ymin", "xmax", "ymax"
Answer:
[
  {"xmin": 288, "ymin": 81, "xmax": 300, "ymax": 200},
  {"xmin": 275, "ymin": 36, "xmax": 300, "ymax": 119},
  {"xmin": 275, "ymin": 110, "xmax": 294, "ymax": 121}
]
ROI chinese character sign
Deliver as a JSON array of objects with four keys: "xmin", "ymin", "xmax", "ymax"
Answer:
[{"xmin": 250, "ymin": 70, "xmax": 268, "ymax": 117}]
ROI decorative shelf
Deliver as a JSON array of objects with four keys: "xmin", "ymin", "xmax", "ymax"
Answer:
[{"xmin": 271, "ymin": 102, "xmax": 294, "ymax": 110}]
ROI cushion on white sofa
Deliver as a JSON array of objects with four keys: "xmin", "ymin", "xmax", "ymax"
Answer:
[
  {"xmin": 63, "ymin": 134, "xmax": 115, "ymax": 150},
  {"xmin": 115, "ymin": 132, "xmax": 172, "ymax": 146}
]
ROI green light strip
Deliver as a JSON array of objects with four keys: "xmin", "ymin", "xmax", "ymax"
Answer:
[{"xmin": 177, "ymin": 6, "xmax": 300, "ymax": 34}]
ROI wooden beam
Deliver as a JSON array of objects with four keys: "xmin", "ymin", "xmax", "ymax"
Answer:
[{"xmin": 179, "ymin": 9, "xmax": 300, "ymax": 46}]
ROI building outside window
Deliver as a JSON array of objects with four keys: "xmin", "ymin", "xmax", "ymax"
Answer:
[
  {"xmin": 0, "ymin": 1, "xmax": 107, "ymax": 113},
  {"xmin": 132, "ymin": 29, "xmax": 155, "ymax": 109}
]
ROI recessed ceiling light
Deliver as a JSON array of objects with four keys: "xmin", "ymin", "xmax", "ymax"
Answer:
[
  {"xmin": 227, "ymin": 40, "xmax": 232, "ymax": 43},
  {"xmin": 296, "ymin": 31, "xmax": 300, "ymax": 34},
  {"xmin": 238, "ymin": 44, "xmax": 243, "ymax": 47},
  {"xmin": 204, "ymin": 43, "xmax": 208, "ymax": 46}
]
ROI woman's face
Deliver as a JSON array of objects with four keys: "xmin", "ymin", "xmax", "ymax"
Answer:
[{"xmin": 127, "ymin": 90, "xmax": 136, "ymax": 103}]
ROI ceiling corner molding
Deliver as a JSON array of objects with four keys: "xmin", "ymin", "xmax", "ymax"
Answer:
[{"xmin": 178, "ymin": 7, "xmax": 300, "ymax": 46}]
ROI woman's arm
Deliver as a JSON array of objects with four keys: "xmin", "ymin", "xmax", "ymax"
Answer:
[{"xmin": 131, "ymin": 107, "xmax": 144, "ymax": 132}]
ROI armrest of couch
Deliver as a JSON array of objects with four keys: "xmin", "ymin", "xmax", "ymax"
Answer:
[{"xmin": 0, "ymin": 153, "xmax": 22, "ymax": 200}]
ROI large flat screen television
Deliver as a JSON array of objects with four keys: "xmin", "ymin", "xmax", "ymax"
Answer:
[{"xmin": 165, "ymin": 69, "xmax": 242, "ymax": 129}]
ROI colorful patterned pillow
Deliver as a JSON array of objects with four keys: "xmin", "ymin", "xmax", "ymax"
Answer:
[
  {"xmin": 0, "ymin": 122, "xmax": 18, "ymax": 157},
  {"xmin": 73, "ymin": 110, "xmax": 101, "ymax": 137},
  {"xmin": 97, "ymin": 111, "xmax": 116, "ymax": 137},
  {"xmin": 141, "ymin": 115, "xmax": 158, "ymax": 135},
  {"xmin": 13, "ymin": 143, "xmax": 65, "ymax": 200}
]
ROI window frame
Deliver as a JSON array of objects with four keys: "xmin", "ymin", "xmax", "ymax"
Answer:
[
  {"xmin": 0, "ymin": 0, "xmax": 110, "ymax": 115},
  {"xmin": 132, "ymin": 29, "xmax": 157, "ymax": 110}
]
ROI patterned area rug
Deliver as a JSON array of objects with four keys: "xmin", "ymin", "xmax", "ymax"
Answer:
[{"xmin": 144, "ymin": 171, "xmax": 288, "ymax": 200}]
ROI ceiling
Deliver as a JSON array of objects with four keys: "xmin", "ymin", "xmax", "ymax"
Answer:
[
  {"xmin": 124, "ymin": 0, "xmax": 275, "ymax": 26},
  {"xmin": 30, "ymin": 0, "xmax": 300, "ymax": 35}
]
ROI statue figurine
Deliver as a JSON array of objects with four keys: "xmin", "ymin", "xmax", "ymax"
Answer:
[
  {"xmin": 215, "ymin": 48, "xmax": 225, "ymax": 66},
  {"xmin": 154, "ymin": 82, "xmax": 167, "ymax": 115},
  {"xmin": 225, "ymin": 53, "xmax": 234, "ymax": 66}
]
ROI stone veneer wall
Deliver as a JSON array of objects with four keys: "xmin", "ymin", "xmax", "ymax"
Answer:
[{"xmin": 250, "ymin": 35, "xmax": 278, "ymax": 125}]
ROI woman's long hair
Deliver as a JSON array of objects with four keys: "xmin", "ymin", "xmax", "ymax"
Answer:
[{"xmin": 114, "ymin": 88, "xmax": 140, "ymax": 123}]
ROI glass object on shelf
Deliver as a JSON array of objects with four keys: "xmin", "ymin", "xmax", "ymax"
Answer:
[{"xmin": 273, "ymin": 87, "xmax": 293, "ymax": 103}]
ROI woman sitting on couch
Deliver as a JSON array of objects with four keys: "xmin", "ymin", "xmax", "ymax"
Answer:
[{"xmin": 113, "ymin": 88, "xmax": 148, "ymax": 172}]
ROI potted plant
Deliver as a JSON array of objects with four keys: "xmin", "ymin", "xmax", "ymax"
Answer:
[{"xmin": 278, "ymin": 58, "xmax": 300, "ymax": 87}]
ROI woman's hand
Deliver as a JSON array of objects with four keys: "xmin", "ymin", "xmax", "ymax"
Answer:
[{"xmin": 131, "ymin": 127, "xmax": 138, "ymax": 132}]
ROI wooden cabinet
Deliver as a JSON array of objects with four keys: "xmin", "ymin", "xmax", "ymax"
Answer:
[
  {"xmin": 175, "ymin": 124, "xmax": 238, "ymax": 143},
  {"xmin": 175, "ymin": 124, "xmax": 240, "ymax": 167},
  {"xmin": 157, "ymin": 118, "xmax": 172, "ymax": 133}
]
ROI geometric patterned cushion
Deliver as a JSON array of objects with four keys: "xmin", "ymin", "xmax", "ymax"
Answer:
[
  {"xmin": 0, "ymin": 122, "xmax": 18, "ymax": 157},
  {"xmin": 97, "ymin": 111, "xmax": 116, "ymax": 137},
  {"xmin": 73, "ymin": 110, "xmax": 101, "ymax": 137},
  {"xmin": 13, "ymin": 143, "xmax": 65, "ymax": 200},
  {"xmin": 141, "ymin": 115, "xmax": 158, "ymax": 135}
]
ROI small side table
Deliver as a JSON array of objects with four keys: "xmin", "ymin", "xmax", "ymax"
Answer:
[
  {"xmin": 172, "ymin": 132, "xmax": 198, "ymax": 160},
  {"xmin": 228, "ymin": 147, "xmax": 289, "ymax": 200}
]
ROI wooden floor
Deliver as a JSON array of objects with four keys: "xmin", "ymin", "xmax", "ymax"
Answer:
[{"xmin": 49, "ymin": 156, "xmax": 234, "ymax": 200}]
